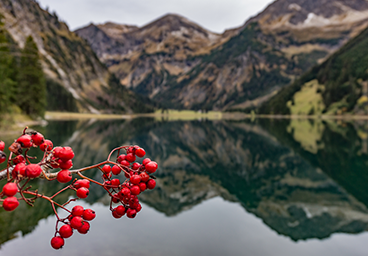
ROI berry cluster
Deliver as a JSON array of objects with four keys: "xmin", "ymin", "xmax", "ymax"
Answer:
[{"xmin": 0, "ymin": 127, "xmax": 158, "ymax": 250}]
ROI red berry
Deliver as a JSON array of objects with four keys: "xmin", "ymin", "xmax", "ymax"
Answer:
[
  {"xmin": 110, "ymin": 179, "xmax": 120, "ymax": 186},
  {"xmin": 31, "ymin": 132, "xmax": 44, "ymax": 146},
  {"xmin": 130, "ymin": 175, "xmax": 141, "ymax": 185},
  {"xmin": 40, "ymin": 139, "xmax": 53, "ymax": 152},
  {"xmin": 72, "ymin": 205, "xmax": 84, "ymax": 216},
  {"xmin": 126, "ymin": 153, "xmax": 136, "ymax": 163},
  {"xmin": 115, "ymin": 205, "xmax": 126, "ymax": 216},
  {"xmin": 117, "ymin": 154, "xmax": 126, "ymax": 163},
  {"xmin": 120, "ymin": 160, "xmax": 130, "ymax": 166},
  {"xmin": 12, "ymin": 163, "xmax": 26, "ymax": 177},
  {"xmin": 74, "ymin": 179, "xmax": 90, "ymax": 189},
  {"xmin": 102, "ymin": 172, "xmax": 112, "ymax": 179},
  {"xmin": 59, "ymin": 146, "xmax": 74, "ymax": 161},
  {"xmin": 111, "ymin": 165, "xmax": 121, "ymax": 175},
  {"xmin": 112, "ymin": 209, "xmax": 123, "ymax": 219},
  {"xmin": 24, "ymin": 164, "xmax": 42, "ymax": 178},
  {"xmin": 139, "ymin": 182, "xmax": 147, "ymax": 192},
  {"xmin": 102, "ymin": 165, "xmax": 111, "ymax": 173},
  {"xmin": 70, "ymin": 216, "xmax": 84, "ymax": 229},
  {"xmin": 145, "ymin": 161, "xmax": 158, "ymax": 173},
  {"xmin": 59, "ymin": 224, "xmax": 73, "ymax": 238},
  {"xmin": 132, "ymin": 162, "xmax": 141, "ymax": 170},
  {"xmin": 135, "ymin": 147, "xmax": 146, "ymax": 158},
  {"xmin": 130, "ymin": 185, "xmax": 140, "ymax": 195},
  {"xmin": 126, "ymin": 208, "xmax": 137, "ymax": 218},
  {"xmin": 76, "ymin": 187, "xmax": 89, "ymax": 198},
  {"xmin": 142, "ymin": 158, "xmax": 151, "ymax": 166},
  {"xmin": 77, "ymin": 221, "xmax": 90, "ymax": 234},
  {"xmin": 12, "ymin": 155, "xmax": 25, "ymax": 165},
  {"xmin": 147, "ymin": 179, "xmax": 156, "ymax": 189},
  {"xmin": 136, "ymin": 203, "xmax": 142, "ymax": 212},
  {"xmin": 52, "ymin": 146, "xmax": 63, "ymax": 158},
  {"xmin": 0, "ymin": 141, "xmax": 5, "ymax": 151},
  {"xmin": 83, "ymin": 209, "xmax": 96, "ymax": 221},
  {"xmin": 2, "ymin": 183, "xmax": 18, "ymax": 197},
  {"xmin": 17, "ymin": 135, "xmax": 32, "ymax": 148},
  {"xmin": 57, "ymin": 170, "xmax": 72, "ymax": 183},
  {"xmin": 3, "ymin": 196, "xmax": 19, "ymax": 211},
  {"xmin": 51, "ymin": 236, "xmax": 64, "ymax": 250},
  {"xmin": 120, "ymin": 187, "xmax": 131, "ymax": 197},
  {"xmin": 139, "ymin": 172, "xmax": 150, "ymax": 182},
  {"xmin": 57, "ymin": 159, "xmax": 73, "ymax": 170},
  {"xmin": 126, "ymin": 147, "xmax": 134, "ymax": 154}
]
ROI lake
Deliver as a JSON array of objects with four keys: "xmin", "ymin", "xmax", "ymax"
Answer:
[{"xmin": 1, "ymin": 117, "xmax": 368, "ymax": 255}]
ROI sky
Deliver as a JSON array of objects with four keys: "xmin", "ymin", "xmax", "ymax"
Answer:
[{"xmin": 36, "ymin": 0, "xmax": 275, "ymax": 33}]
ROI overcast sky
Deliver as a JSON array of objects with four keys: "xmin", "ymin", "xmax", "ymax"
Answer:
[{"xmin": 36, "ymin": 0, "xmax": 275, "ymax": 33}]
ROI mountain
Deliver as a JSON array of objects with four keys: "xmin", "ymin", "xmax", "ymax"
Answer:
[
  {"xmin": 76, "ymin": 0, "xmax": 368, "ymax": 111},
  {"xmin": 259, "ymin": 23, "xmax": 368, "ymax": 115},
  {"xmin": 0, "ymin": 0, "xmax": 153, "ymax": 114}
]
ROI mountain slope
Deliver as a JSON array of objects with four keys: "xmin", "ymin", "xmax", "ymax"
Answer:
[
  {"xmin": 0, "ymin": 0, "xmax": 153, "ymax": 114},
  {"xmin": 76, "ymin": 0, "xmax": 368, "ymax": 111},
  {"xmin": 259, "ymin": 24, "xmax": 368, "ymax": 115}
]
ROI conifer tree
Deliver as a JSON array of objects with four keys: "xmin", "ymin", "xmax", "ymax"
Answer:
[{"xmin": 17, "ymin": 36, "xmax": 46, "ymax": 117}]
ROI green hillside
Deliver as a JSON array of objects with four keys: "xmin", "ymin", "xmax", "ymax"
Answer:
[{"xmin": 260, "ymin": 26, "xmax": 368, "ymax": 115}]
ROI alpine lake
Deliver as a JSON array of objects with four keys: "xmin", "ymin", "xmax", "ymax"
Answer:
[{"xmin": 1, "ymin": 115, "xmax": 368, "ymax": 256}]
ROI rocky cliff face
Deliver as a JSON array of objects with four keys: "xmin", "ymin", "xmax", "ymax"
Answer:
[
  {"xmin": 76, "ymin": 0, "xmax": 368, "ymax": 111},
  {"xmin": 0, "ymin": 0, "xmax": 152, "ymax": 113}
]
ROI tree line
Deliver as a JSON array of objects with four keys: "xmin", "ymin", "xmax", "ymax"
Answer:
[{"xmin": 0, "ymin": 18, "xmax": 45, "ymax": 120}]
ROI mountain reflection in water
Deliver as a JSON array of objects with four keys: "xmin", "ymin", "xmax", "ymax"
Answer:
[{"xmin": 1, "ymin": 117, "xmax": 368, "ymax": 249}]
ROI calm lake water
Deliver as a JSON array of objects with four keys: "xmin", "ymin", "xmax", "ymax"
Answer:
[{"xmin": 1, "ymin": 117, "xmax": 368, "ymax": 255}]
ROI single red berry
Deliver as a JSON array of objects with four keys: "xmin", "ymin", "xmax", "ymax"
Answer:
[
  {"xmin": 139, "ymin": 182, "xmax": 147, "ymax": 192},
  {"xmin": 136, "ymin": 203, "xmax": 142, "ymax": 212},
  {"xmin": 70, "ymin": 216, "xmax": 84, "ymax": 229},
  {"xmin": 112, "ymin": 193, "xmax": 120, "ymax": 203},
  {"xmin": 130, "ymin": 175, "xmax": 141, "ymax": 185},
  {"xmin": 57, "ymin": 170, "xmax": 72, "ymax": 183},
  {"xmin": 110, "ymin": 179, "xmax": 120, "ymax": 186},
  {"xmin": 2, "ymin": 183, "xmax": 18, "ymax": 197},
  {"xmin": 126, "ymin": 208, "xmax": 137, "ymax": 219},
  {"xmin": 72, "ymin": 205, "xmax": 84, "ymax": 216},
  {"xmin": 24, "ymin": 164, "xmax": 42, "ymax": 178},
  {"xmin": 52, "ymin": 146, "xmax": 63, "ymax": 158},
  {"xmin": 112, "ymin": 209, "xmax": 123, "ymax": 219},
  {"xmin": 76, "ymin": 187, "xmax": 89, "ymax": 198},
  {"xmin": 139, "ymin": 172, "xmax": 150, "ymax": 182},
  {"xmin": 126, "ymin": 153, "xmax": 136, "ymax": 163},
  {"xmin": 57, "ymin": 159, "xmax": 73, "ymax": 170},
  {"xmin": 111, "ymin": 165, "xmax": 121, "ymax": 175},
  {"xmin": 120, "ymin": 187, "xmax": 131, "ymax": 197},
  {"xmin": 59, "ymin": 146, "xmax": 74, "ymax": 161},
  {"xmin": 147, "ymin": 179, "xmax": 156, "ymax": 189},
  {"xmin": 115, "ymin": 205, "xmax": 126, "ymax": 216},
  {"xmin": 117, "ymin": 154, "xmax": 126, "ymax": 163},
  {"xmin": 3, "ymin": 196, "xmax": 19, "ymax": 211},
  {"xmin": 51, "ymin": 236, "xmax": 64, "ymax": 250},
  {"xmin": 59, "ymin": 224, "xmax": 73, "ymax": 238},
  {"xmin": 130, "ymin": 185, "xmax": 140, "ymax": 195},
  {"xmin": 102, "ymin": 165, "xmax": 111, "ymax": 174},
  {"xmin": 126, "ymin": 147, "xmax": 134, "ymax": 154},
  {"xmin": 74, "ymin": 179, "xmax": 90, "ymax": 189},
  {"xmin": 83, "ymin": 209, "xmax": 96, "ymax": 221},
  {"xmin": 132, "ymin": 162, "xmax": 141, "ymax": 170},
  {"xmin": 12, "ymin": 163, "xmax": 26, "ymax": 177},
  {"xmin": 12, "ymin": 155, "xmax": 25, "ymax": 165},
  {"xmin": 0, "ymin": 141, "xmax": 5, "ymax": 151},
  {"xmin": 40, "ymin": 139, "xmax": 53, "ymax": 152},
  {"xmin": 142, "ymin": 158, "xmax": 151, "ymax": 166},
  {"xmin": 77, "ymin": 221, "xmax": 90, "ymax": 234},
  {"xmin": 135, "ymin": 147, "xmax": 146, "ymax": 158},
  {"xmin": 145, "ymin": 161, "xmax": 158, "ymax": 173},
  {"xmin": 17, "ymin": 135, "xmax": 32, "ymax": 148},
  {"xmin": 120, "ymin": 160, "xmax": 130, "ymax": 166},
  {"xmin": 31, "ymin": 132, "xmax": 44, "ymax": 146}
]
